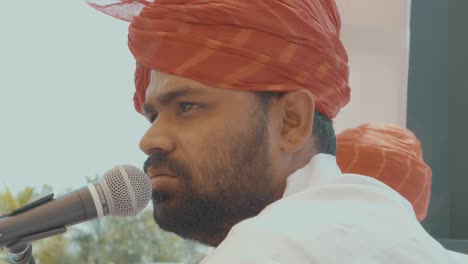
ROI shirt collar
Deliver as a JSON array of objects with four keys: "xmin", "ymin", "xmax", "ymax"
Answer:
[{"xmin": 282, "ymin": 153, "xmax": 342, "ymax": 198}]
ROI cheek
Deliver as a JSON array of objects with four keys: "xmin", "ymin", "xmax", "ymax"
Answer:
[
  {"xmin": 179, "ymin": 127, "xmax": 235, "ymax": 188},
  {"xmin": 175, "ymin": 107, "xmax": 252, "ymax": 180},
  {"xmin": 178, "ymin": 114, "xmax": 236, "ymax": 156}
]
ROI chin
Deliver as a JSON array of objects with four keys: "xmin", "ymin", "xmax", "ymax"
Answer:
[{"xmin": 152, "ymin": 198, "xmax": 182, "ymax": 229}]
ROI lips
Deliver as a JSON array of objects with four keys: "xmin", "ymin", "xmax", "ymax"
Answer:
[
  {"xmin": 148, "ymin": 171, "xmax": 176, "ymax": 180},
  {"xmin": 146, "ymin": 165, "xmax": 174, "ymax": 179},
  {"xmin": 146, "ymin": 168, "xmax": 177, "ymax": 190}
]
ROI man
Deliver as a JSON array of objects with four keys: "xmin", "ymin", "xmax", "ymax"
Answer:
[{"xmin": 87, "ymin": 0, "xmax": 465, "ymax": 262}]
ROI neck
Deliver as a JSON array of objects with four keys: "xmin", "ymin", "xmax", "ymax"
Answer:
[{"xmin": 286, "ymin": 145, "xmax": 320, "ymax": 176}]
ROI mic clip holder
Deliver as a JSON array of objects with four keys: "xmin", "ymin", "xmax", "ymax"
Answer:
[
  {"xmin": 1, "ymin": 193, "xmax": 67, "ymax": 263},
  {"xmin": 4, "ymin": 241, "xmax": 34, "ymax": 264},
  {"xmin": 0, "ymin": 194, "xmax": 66, "ymax": 248},
  {"xmin": 0, "ymin": 194, "xmax": 54, "ymax": 219},
  {"xmin": 2, "ymin": 224, "xmax": 67, "ymax": 264}
]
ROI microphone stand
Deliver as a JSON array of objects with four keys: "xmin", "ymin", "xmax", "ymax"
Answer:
[{"xmin": 4, "ymin": 241, "xmax": 35, "ymax": 264}]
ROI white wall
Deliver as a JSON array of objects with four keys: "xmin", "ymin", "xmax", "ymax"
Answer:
[{"xmin": 334, "ymin": 0, "xmax": 411, "ymax": 133}]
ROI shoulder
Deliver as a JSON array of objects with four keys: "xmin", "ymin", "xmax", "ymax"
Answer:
[{"xmin": 202, "ymin": 174, "xmax": 450, "ymax": 263}]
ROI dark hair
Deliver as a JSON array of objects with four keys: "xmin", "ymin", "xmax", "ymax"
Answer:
[{"xmin": 255, "ymin": 91, "xmax": 336, "ymax": 156}]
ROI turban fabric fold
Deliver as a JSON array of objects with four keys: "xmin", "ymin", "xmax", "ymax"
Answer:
[{"xmin": 86, "ymin": 0, "xmax": 432, "ymax": 221}]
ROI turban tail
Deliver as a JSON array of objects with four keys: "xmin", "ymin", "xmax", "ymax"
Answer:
[{"xmin": 86, "ymin": 0, "xmax": 431, "ymax": 221}]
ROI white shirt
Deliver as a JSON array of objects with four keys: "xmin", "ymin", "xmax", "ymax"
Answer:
[{"xmin": 201, "ymin": 154, "xmax": 468, "ymax": 263}]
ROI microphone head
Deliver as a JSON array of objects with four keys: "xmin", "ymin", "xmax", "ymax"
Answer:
[{"xmin": 98, "ymin": 165, "xmax": 151, "ymax": 217}]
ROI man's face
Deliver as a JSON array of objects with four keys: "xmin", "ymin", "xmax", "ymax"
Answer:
[{"xmin": 140, "ymin": 70, "xmax": 283, "ymax": 245}]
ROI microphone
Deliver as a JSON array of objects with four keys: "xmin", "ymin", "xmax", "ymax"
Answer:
[{"xmin": 0, "ymin": 165, "xmax": 152, "ymax": 248}]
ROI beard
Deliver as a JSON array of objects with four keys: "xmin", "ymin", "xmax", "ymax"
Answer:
[{"xmin": 144, "ymin": 110, "xmax": 277, "ymax": 244}]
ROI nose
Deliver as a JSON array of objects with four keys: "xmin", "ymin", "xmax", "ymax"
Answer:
[{"xmin": 139, "ymin": 120, "xmax": 176, "ymax": 156}]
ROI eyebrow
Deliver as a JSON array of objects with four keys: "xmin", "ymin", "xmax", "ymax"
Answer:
[{"xmin": 143, "ymin": 86, "xmax": 207, "ymax": 115}]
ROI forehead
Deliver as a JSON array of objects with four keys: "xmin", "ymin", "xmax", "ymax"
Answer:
[
  {"xmin": 144, "ymin": 70, "xmax": 259, "ymax": 105},
  {"xmin": 145, "ymin": 70, "xmax": 210, "ymax": 100}
]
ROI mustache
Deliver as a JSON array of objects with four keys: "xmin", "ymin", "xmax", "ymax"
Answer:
[
  {"xmin": 143, "ymin": 152, "xmax": 190, "ymax": 181},
  {"xmin": 143, "ymin": 152, "xmax": 167, "ymax": 173}
]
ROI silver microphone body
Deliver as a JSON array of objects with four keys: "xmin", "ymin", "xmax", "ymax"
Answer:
[{"xmin": 0, "ymin": 165, "xmax": 151, "ymax": 248}]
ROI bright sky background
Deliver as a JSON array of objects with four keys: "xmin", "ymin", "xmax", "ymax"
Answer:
[{"xmin": 0, "ymin": 0, "xmax": 149, "ymax": 194}]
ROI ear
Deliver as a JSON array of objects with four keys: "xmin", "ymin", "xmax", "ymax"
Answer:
[{"xmin": 278, "ymin": 89, "xmax": 315, "ymax": 153}]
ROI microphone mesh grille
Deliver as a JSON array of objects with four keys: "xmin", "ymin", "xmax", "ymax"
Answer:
[{"xmin": 99, "ymin": 165, "xmax": 151, "ymax": 217}]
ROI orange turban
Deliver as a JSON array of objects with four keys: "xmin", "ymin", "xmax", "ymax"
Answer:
[
  {"xmin": 336, "ymin": 124, "xmax": 432, "ymax": 221},
  {"xmin": 86, "ymin": 1, "xmax": 431, "ymax": 221},
  {"xmin": 87, "ymin": 0, "xmax": 350, "ymax": 118}
]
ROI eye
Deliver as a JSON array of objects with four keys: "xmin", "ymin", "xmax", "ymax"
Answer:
[{"xmin": 179, "ymin": 102, "xmax": 199, "ymax": 112}]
